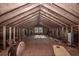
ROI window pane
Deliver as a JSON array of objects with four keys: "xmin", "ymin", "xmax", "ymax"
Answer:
[
  {"xmin": 34, "ymin": 27, "xmax": 43, "ymax": 34},
  {"xmin": 39, "ymin": 27, "xmax": 43, "ymax": 33},
  {"xmin": 35, "ymin": 27, "xmax": 39, "ymax": 33}
]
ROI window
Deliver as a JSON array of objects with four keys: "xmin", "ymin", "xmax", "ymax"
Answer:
[
  {"xmin": 34, "ymin": 27, "xmax": 43, "ymax": 34},
  {"xmin": 35, "ymin": 27, "xmax": 39, "ymax": 33},
  {"xmin": 39, "ymin": 27, "xmax": 43, "ymax": 33}
]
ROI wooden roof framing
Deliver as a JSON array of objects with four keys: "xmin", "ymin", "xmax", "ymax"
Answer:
[{"xmin": 0, "ymin": 3, "xmax": 78, "ymax": 28}]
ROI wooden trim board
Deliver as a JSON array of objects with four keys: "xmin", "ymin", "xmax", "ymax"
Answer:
[{"xmin": 53, "ymin": 45, "xmax": 71, "ymax": 56}]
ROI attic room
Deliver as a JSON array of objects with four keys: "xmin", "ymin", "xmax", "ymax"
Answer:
[{"xmin": 0, "ymin": 3, "xmax": 79, "ymax": 56}]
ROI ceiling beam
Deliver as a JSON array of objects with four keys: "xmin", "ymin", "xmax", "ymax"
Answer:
[
  {"xmin": 41, "ymin": 11, "xmax": 69, "ymax": 26},
  {"xmin": 40, "ymin": 22, "xmax": 53, "ymax": 29},
  {"xmin": 53, "ymin": 3, "xmax": 79, "ymax": 18},
  {"xmin": 0, "ymin": 4, "xmax": 39, "ymax": 24},
  {"xmin": 7, "ymin": 11, "xmax": 39, "ymax": 26},
  {"xmin": 41, "ymin": 21, "xmax": 56, "ymax": 28},
  {"xmin": 40, "ymin": 15, "xmax": 62, "ymax": 27},
  {"xmin": 42, "ymin": 4, "xmax": 78, "ymax": 25},
  {"xmin": 40, "ymin": 11, "xmax": 68, "ymax": 26},
  {"xmin": 11, "ymin": 12, "xmax": 39, "ymax": 26},
  {"xmin": 41, "ymin": 7, "xmax": 75, "ymax": 26},
  {"xmin": 0, "ymin": 5, "xmax": 40, "ymax": 26},
  {"xmin": 19, "ymin": 21, "xmax": 37, "ymax": 28},
  {"xmin": 14, "ymin": 15, "xmax": 38, "ymax": 27},
  {"xmin": 0, "ymin": 3, "xmax": 29, "ymax": 16},
  {"xmin": 41, "ymin": 19, "xmax": 58, "ymax": 27}
]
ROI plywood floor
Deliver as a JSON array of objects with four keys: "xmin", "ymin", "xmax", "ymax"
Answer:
[
  {"xmin": 22, "ymin": 35, "xmax": 54, "ymax": 56},
  {"xmin": 0, "ymin": 35, "xmax": 79, "ymax": 56},
  {"xmin": 22, "ymin": 35, "xmax": 79, "ymax": 56}
]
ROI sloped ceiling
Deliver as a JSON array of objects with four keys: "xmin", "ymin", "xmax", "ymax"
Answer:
[{"xmin": 0, "ymin": 3, "xmax": 79, "ymax": 28}]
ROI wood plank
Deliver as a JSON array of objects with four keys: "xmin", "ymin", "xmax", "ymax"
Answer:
[
  {"xmin": 53, "ymin": 45, "xmax": 71, "ymax": 56},
  {"xmin": 3, "ymin": 26, "xmax": 6, "ymax": 49},
  {"xmin": 9, "ymin": 27, "xmax": 12, "ymax": 46},
  {"xmin": 13, "ymin": 27, "xmax": 15, "ymax": 42}
]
